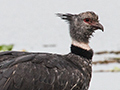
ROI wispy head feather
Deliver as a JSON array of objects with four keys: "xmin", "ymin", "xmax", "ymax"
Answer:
[{"xmin": 56, "ymin": 13, "xmax": 73, "ymax": 21}]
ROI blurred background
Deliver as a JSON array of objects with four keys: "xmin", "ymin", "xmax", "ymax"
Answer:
[{"xmin": 0, "ymin": 0, "xmax": 120, "ymax": 90}]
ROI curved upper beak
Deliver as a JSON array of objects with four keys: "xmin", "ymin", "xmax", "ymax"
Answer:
[{"xmin": 92, "ymin": 22, "xmax": 104, "ymax": 32}]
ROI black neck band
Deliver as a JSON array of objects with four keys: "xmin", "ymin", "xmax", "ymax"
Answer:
[{"xmin": 71, "ymin": 44, "xmax": 93, "ymax": 59}]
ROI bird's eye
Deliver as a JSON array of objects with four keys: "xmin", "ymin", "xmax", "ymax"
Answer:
[{"xmin": 84, "ymin": 18, "xmax": 91, "ymax": 23}]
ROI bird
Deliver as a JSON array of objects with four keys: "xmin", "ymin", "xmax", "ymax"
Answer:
[{"xmin": 0, "ymin": 11, "xmax": 104, "ymax": 90}]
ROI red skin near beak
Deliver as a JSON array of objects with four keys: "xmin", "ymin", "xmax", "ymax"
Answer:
[{"xmin": 84, "ymin": 18, "xmax": 104, "ymax": 31}]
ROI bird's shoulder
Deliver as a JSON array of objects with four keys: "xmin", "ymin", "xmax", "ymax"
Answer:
[{"xmin": 0, "ymin": 51, "xmax": 66, "ymax": 69}]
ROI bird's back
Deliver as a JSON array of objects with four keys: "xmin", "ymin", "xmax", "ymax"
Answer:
[{"xmin": 0, "ymin": 51, "xmax": 92, "ymax": 90}]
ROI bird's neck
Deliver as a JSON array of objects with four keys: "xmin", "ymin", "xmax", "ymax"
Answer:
[
  {"xmin": 71, "ymin": 40, "xmax": 93, "ymax": 59},
  {"xmin": 72, "ymin": 40, "xmax": 91, "ymax": 50}
]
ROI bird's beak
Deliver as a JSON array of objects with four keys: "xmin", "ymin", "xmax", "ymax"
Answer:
[{"xmin": 92, "ymin": 22, "xmax": 104, "ymax": 32}]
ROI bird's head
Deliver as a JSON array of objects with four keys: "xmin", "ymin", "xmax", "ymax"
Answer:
[{"xmin": 57, "ymin": 11, "xmax": 104, "ymax": 43}]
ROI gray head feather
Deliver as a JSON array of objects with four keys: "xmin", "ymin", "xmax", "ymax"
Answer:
[{"xmin": 57, "ymin": 11, "xmax": 104, "ymax": 43}]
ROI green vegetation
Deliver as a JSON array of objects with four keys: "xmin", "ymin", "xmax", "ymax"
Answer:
[
  {"xmin": 0, "ymin": 44, "xmax": 14, "ymax": 51},
  {"xmin": 92, "ymin": 58, "xmax": 120, "ymax": 65},
  {"xmin": 95, "ymin": 50, "xmax": 120, "ymax": 54},
  {"xmin": 112, "ymin": 67, "xmax": 120, "ymax": 72},
  {"xmin": 94, "ymin": 67, "xmax": 120, "ymax": 72}
]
